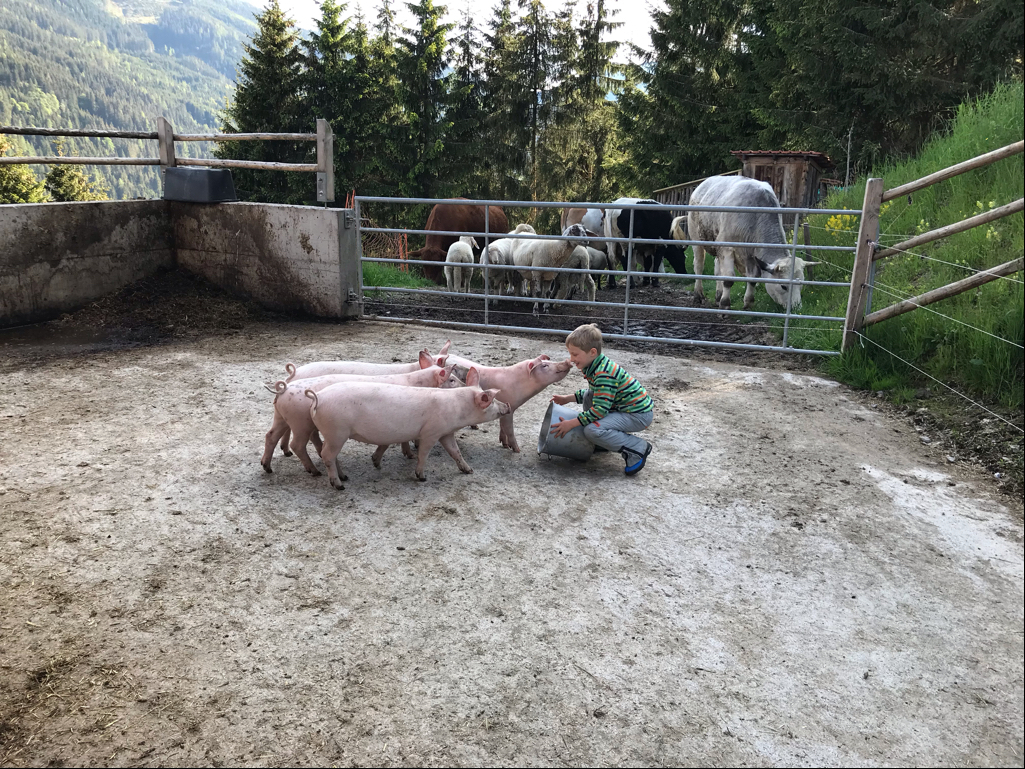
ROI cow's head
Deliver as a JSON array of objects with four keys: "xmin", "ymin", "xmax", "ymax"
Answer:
[{"xmin": 755, "ymin": 256, "xmax": 820, "ymax": 308}]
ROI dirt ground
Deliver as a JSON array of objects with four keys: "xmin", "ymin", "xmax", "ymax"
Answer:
[{"xmin": 1, "ymin": 309, "xmax": 1023, "ymax": 766}]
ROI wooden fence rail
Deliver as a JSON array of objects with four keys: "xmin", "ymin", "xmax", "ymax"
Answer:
[
  {"xmin": 0, "ymin": 117, "xmax": 333, "ymax": 201},
  {"xmin": 862, "ymin": 257, "xmax": 1024, "ymax": 327},
  {"xmin": 842, "ymin": 141, "xmax": 1024, "ymax": 351}
]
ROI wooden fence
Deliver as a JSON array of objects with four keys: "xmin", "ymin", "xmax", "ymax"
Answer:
[
  {"xmin": 841, "ymin": 140, "xmax": 1024, "ymax": 351},
  {"xmin": 0, "ymin": 117, "xmax": 334, "ymax": 202}
]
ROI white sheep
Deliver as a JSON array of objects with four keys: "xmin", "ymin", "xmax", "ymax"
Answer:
[
  {"xmin": 511, "ymin": 223, "xmax": 590, "ymax": 314},
  {"xmin": 553, "ymin": 246, "xmax": 597, "ymax": 307},
  {"xmin": 444, "ymin": 236, "xmax": 478, "ymax": 294},
  {"xmin": 480, "ymin": 224, "xmax": 534, "ymax": 303}
]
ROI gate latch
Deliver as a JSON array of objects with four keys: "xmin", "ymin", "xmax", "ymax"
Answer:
[{"xmin": 343, "ymin": 211, "xmax": 356, "ymax": 229}]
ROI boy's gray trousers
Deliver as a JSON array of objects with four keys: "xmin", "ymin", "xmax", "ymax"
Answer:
[{"xmin": 580, "ymin": 392, "xmax": 653, "ymax": 455}]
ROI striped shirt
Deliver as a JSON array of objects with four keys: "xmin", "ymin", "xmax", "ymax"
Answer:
[{"xmin": 574, "ymin": 354, "xmax": 653, "ymax": 427}]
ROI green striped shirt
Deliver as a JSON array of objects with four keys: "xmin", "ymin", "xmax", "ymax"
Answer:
[{"xmin": 574, "ymin": 353, "xmax": 653, "ymax": 427}]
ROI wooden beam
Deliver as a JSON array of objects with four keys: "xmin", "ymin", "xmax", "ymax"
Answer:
[
  {"xmin": 842, "ymin": 178, "xmax": 884, "ymax": 351},
  {"xmin": 316, "ymin": 118, "xmax": 335, "ymax": 202},
  {"xmin": 173, "ymin": 132, "xmax": 317, "ymax": 141},
  {"xmin": 874, "ymin": 198, "xmax": 1024, "ymax": 260},
  {"xmin": 175, "ymin": 157, "xmax": 318, "ymax": 172},
  {"xmin": 881, "ymin": 141, "xmax": 1024, "ymax": 203},
  {"xmin": 156, "ymin": 117, "xmax": 176, "ymax": 168},
  {"xmin": 863, "ymin": 257, "xmax": 1024, "ymax": 327},
  {"xmin": 1, "ymin": 125, "xmax": 157, "ymax": 139},
  {"xmin": 0, "ymin": 156, "xmax": 160, "ymax": 165}
]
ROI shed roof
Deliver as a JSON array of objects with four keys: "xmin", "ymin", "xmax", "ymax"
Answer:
[{"xmin": 730, "ymin": 150, "xmax": 835, "ymax": 169}]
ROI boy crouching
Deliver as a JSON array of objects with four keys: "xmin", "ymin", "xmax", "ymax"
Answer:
[{"xmin": 549, "ymin": 323, "xmax": 654, "ymax": 475}]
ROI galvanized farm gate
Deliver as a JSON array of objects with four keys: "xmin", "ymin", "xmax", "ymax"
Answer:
[{"xmin": 355, "ymin": 196, "xmax": 861, "ymax": 356}]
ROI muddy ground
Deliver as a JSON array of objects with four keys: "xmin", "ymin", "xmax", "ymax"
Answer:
[{"xmin": 1, "ymin": 278, "xmax": 1023, "ymax": 767}]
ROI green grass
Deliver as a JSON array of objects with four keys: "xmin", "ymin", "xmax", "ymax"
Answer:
[
  {"xmin": 361, "ymin": 261, "xmax": 435, "ymax": 295},
  {"xmin": 756, "ymin": 81, "xmax": 1023, "ymax": 410}
]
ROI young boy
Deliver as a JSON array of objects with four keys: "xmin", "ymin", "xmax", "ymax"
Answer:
[{"xmin": 549, "ymin": 323, "xmax": 654, "ymax": 475}]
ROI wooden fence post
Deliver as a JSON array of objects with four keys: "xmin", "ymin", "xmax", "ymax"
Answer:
[
  {"xmin": 156, "ymin": 117, "xmax": 175, "ymax": 170},
  {"xmin": 316, "ymin": 119, "xmax": 334, "ymax": 203},
  {"xmin": 842, "ymin": 177, "xmax": 884, "ymax": 351}
]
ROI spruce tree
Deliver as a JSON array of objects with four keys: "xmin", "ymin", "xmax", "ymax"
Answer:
[
  {"xmin": 217, "ymin": 0, "xmax": 306, "ymax": 203},
  {"xmin": 44, "ymin": 141, "xmax": 110, "ymax": 202},
  {"xmin": 615, "ymin": 0, "xmax": 756, "ymax": 190},
  {"xmin": 396, "ymin": 0, "xmax": 454, "ymax": 198},
  {"xmin": 510, "ymin": 0, "xmax": 554, "ymax": 199},
  {"xmin": 0, "ymin": 137, "xmax": 48, "ymax": 204},
  {"xmin": 480, "ymin": 0, "xmax": 520, "ymax": 200},
  {"xmin": 444, "ymin": 4, "xmax": 487, "ymax": 195}
]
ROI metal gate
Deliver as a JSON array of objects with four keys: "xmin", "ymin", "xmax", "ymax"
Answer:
[{"xmin": 355, "ymin": 196, "xmax": 860, "ymax": 356}]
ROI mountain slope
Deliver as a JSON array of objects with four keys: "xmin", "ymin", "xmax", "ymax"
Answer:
[{"xmin": 0, "ymin": 0, "xmax": 257, "ymax": 198}]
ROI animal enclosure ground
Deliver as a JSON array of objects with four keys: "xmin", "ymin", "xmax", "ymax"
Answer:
[{"xmin": 1, "ymin": 317, "xmax": 1022, "ymax": 767}]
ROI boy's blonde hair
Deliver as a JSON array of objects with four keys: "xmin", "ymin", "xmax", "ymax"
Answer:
[{"xmin": 566, "ymin": 323, "xmax": 602, "ymax": 354}]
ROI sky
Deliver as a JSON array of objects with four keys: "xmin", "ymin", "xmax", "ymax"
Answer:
[{"xmin": 268, "ymin": 0, "xmax": 664, "ymax": 61}]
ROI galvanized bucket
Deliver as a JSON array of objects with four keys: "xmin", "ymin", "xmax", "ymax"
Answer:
[{"xmin": 537, "ymin": 401, "xmax": 594, "ymax": 461}]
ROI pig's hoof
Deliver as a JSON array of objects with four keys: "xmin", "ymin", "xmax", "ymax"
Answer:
[
  {"xmin": 331, "ymin": 481, "xmax": 345, "ymax": 490},
  {"xmin": 470, "ymin": 424, "xmax": 479, "ymax": 430},
  {"xmin": 308, "ymin": 468, "xmax": 322, "ymax": 477},
  {"xmin": 282, "ymin": 449, "xmax": 293, "ymax": 457},
  {"xmin": 262, "ymin": 463, "xmax": 272, "ymax": 473},
  {"xmin": 340, "ymin": 472, "xmax": 349, "ymax": 481},
  {"xmin": 415, "ymin": 473, "xmax": 427, "ymax": 482},
  {"xmin": 461, "ymin": 466, "xmax": 473, "ymax": 474}
]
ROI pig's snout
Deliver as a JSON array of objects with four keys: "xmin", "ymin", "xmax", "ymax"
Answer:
[{"xmin": 496, "ymin": 399, "xmax": 512, "ymax": 415}]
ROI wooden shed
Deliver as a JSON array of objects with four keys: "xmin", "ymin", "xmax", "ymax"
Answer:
[{"xmin": 653, "ymin": 151, "xmax": 837, "ymax": 228}]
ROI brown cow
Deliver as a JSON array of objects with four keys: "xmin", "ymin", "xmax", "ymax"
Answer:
[{"xmin": 408, "ymin": 200, "xmax": 509, "ymax": 283}]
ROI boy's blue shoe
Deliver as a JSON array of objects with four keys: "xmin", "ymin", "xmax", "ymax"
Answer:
[{"xmin": 621, "ymin": 442, "xmax": 652, "ymax": 476}]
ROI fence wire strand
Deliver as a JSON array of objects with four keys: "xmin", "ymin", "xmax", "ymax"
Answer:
[
  {"xmin": 868, "ymin": 281, "xmax": 1025, "ymax": 349},
  {"xmin": 855, "ymin": 332, "xmax": 1024, "ymax": 434},
  {"xmin": 874, "ymin": 243, "xmax": 1025, "ymax": 285}
]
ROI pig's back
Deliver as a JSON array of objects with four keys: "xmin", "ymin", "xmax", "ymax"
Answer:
[
  {"xmin": 292, "ymin": 360, "xmax": 420, "ymax": 379},
  {"xmin": 312, "ymin": 382, "xmax": 456, "ymax": 445}
]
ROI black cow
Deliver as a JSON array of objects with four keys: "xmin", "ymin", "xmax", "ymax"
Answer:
[{"xmin": 603, "ymin": 198, "xmax": 688, "ymax": 288}]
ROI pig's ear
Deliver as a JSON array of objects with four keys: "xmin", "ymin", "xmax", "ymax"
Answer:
[
  {"xmin": 439, "ymin": 339, "xmax": 452, "ymax": 355},
  {"xmin": 527, "ymin": 360, "xmax": 536, "ymax": 374},
  {"xmin": 419, "ymin": 350, "xmax": 432, "ymax": 369},
  {"xmin": 444, "ymin": 363, "xmax": 456, "ymax": 378},
  {"xmin": 465, "ymin": 366, "xmax": 480, "ymax": 387},
  {"xmin": 539, "ymin": 354, "xmax": 551, "ymax": 361},
  {"xmin": 475, "ymin": 390, "xmax": 493, "ymax": 408},
  {"xmin": 436, "ymin": 355, "xmax": 448, "ymax": 367}
]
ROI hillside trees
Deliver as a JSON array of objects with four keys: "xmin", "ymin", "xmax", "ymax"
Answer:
[
  {"xmin": 43, "ymin": 141, "xmax": 110, "ymax": 202},
  {"xmin": 0, "ymin": 137, "xmax": 48, "ymax": 204}
]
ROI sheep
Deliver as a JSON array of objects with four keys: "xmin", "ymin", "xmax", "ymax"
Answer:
[
  {"xmin": 552, "ymin": 245, "xmax": 597, "ymax": 308},
  {"xmin": 511, "ymin": 223, "xmax": 590, "ymax": 315},
  {"xmin": 480, "ymin": 224, "xmax": 534, "ymax": 303},
  {"xmin": 444, "ymin": 236, "xmax": 478, "ymax": 294},
  {"xmin": 585, "ymin": 246, "xmax": 615, "ymax": 289}
]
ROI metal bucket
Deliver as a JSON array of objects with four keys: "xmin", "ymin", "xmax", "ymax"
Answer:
[{"xmin": 537, "ymin": 401, "xmax": 594, "ymax": 461}]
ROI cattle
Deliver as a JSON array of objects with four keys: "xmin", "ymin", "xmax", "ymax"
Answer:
[
  {"xmin": 685, "ymin": 176, "xmax": 819, "ymax": 310},
  {"xmin": 602, "ymin": 198, "xmax": 687, "ymax": 289},
  {"xmin": 407, "ymin": 200, "xmax": 508, "ymax": 284}
]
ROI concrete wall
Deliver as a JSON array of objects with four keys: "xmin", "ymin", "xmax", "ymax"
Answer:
[
  {"xmin": 0, "ymin": 200, "xmax": 364, "ymax": 328},
  {"xmin": 0, "ymin": 201, "xmax": 174, "ymax": 327},
  {"xmin": 172, "ymin": 202, "xmax": 362, "ymax": 319}
]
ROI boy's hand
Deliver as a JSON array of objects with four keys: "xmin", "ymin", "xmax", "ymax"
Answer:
[
  {"xmin": 550, "ymin": 416, "xmax": 581, "ymax": 438},
  {"xmin": 550, "ymin": 393, "xmax": 575, "ymax": 406}
]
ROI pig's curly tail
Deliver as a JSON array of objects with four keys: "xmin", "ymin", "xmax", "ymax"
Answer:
[
  {"xmin": 264, "ymin": 380, "xmax": 288, "ymax": 399},
  {"xmin": 284, "ymin": 362, "xmax": 298, "ymax": 383},
  {"xmin": 305, "ymin": 389, "xmax": 319, "ymax": 416}
]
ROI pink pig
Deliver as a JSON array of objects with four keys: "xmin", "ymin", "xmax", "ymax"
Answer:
[
  {"xmin": 305, "ymin": 368, "xmax": 510, "ymax": 489},
  {"xmin": 284, "ymin": 341, "xmax": 452, "ymax": 382},
  {"xmin": 261, "ymin": 363, "xmax": 462, "ymax": 475},
  {"xmin": 439, "ymin": 344, "xmax": 572, "ymax": 452}
]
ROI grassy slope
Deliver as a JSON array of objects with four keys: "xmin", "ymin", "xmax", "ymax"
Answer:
[{"xmin": 753, "ymin": 82, "xmax": 1023, "ymax": 410}]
